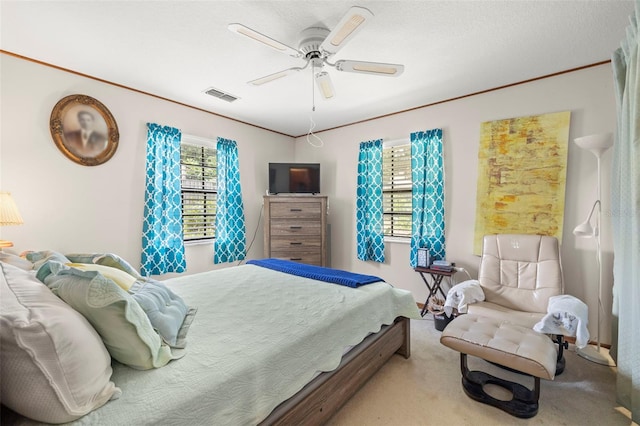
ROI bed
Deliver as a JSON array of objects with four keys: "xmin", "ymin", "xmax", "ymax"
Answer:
[{"xmin": 0, "ymin": 253, "xmax": 421, "ymax": 425}]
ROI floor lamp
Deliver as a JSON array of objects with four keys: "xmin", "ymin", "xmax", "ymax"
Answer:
[{"xmin": 573, "ymin": 133, "xmax": 616, "ymax": 366}]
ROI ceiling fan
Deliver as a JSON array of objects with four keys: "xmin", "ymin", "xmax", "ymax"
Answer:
[{"xmin": 228, "ymin": 6, "xmax": 404, "ymax": 100}]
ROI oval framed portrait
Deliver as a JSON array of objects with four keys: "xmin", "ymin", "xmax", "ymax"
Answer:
[{"xmin": 50, "ymin": 94, "xmax": 119, "ymax": 166}]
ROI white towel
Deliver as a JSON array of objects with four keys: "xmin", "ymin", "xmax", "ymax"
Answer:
[
  {"xmin": 533, "ymin": 295, "xmax": 590, "ymax": 349},
  {"xmin": 443, "ymin": 280, "xmax": 484, "ymax": 316}
]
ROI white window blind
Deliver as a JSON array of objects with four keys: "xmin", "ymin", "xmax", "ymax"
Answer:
[
  {"xmin": 180, "ymin": 137, "xmax": 217, "ymax": 241},
  {"xmin": 383, "ymin": 142, "xmax": 412, "ymax": 238}
]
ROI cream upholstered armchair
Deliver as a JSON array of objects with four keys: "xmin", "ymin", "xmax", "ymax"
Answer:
[
  {"xmin": 464, "ymin": 234, "xmax": 569, "ymax": 373},
  {"xmin": 439, "ymin": 234, "xmax": 590, "ymax": 417},
  {"xmin": 468, "ymin": 234, "xmax": 563, "ymax": 325}
]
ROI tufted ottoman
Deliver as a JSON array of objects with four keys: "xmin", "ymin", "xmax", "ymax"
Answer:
[{"xmin": 440, "ymin": 314, "xmax": 557, "ymax": 418}]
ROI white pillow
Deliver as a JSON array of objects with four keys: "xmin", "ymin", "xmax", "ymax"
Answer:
[
  {"xmin": 0, "ymin": 261, "xmax": 121, "ymax": 424},
  {"xmin": 0, "ymin": 252, "xmax": 33, "ymax": 270}
]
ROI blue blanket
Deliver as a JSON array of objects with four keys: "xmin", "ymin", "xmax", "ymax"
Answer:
[{"xmin": 246, "ymin": 259, "xmax": 384, "ymax": 288}]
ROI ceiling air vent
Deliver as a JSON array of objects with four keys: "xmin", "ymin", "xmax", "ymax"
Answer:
[{"xmin": 204, "ymin": 87, "xmax": 239, "ymax": 103}]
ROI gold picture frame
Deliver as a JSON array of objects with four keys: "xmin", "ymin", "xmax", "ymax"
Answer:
[{"xmin": 50, "ymin": 94, "xmax": 119, "ymax": 166}]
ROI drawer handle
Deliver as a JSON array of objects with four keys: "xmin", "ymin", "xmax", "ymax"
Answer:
[
  {"xmin": 290, "ymin": 208, "xmax": 303, "ymax": 212},
  {"xmin": 290, "ymin": 226, "xmax": 302, "ymax": 229},
  {"xmin": 290, "ymin": 258, "xmax": 302, "ymax": 261},
  {"xmin": 290, "ymin": 242, "xmax": 302, "ymax": 245}
]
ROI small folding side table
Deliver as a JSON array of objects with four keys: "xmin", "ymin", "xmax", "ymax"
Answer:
[{"xmin": 414, "ymin": 266, "xmax": 456, "ymax": 317}]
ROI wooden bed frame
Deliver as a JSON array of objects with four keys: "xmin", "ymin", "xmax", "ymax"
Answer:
[{"xmin": 260, "ymin": 316, "xmax": 411, "ymax": 425}]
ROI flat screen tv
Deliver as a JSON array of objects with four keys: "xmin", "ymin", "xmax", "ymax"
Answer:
[{"xmin": 269, "ymin": 163, "xmax": 320, "ymax": 194}]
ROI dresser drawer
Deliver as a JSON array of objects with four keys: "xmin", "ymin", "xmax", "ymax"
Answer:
[
  {"xmin": 271, "ymin": 236, "xmax": 321, "ymax": 252},
  {"xmin": 270, "ymin": 220, "xmax": 321, "ymax": 236},
  {"xmin": 270, "ymin": 253, "xmax": 322, "ymax": 266},
  {"xmin": 270, "ymin": 202, "xmax": 321, "ymax": 219}
]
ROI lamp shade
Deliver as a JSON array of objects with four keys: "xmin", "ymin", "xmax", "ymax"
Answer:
[
  {"xmin": 574, "ymin": 133, "xmax": 613, "ymax": 158},
  {"xmin": 0, "ymin": 192, "xmax": 24, "ymax": 226},
  {"xmin": 573, "ymin": 199, "xmax": 599, "ymax": 238},
  {"xmin": 573, "ymin": 220, "xmax": 596, "ymax": 238},
  {"xmin": 315, "ymin": 71, "xmax": 335, "ymax": 99}
]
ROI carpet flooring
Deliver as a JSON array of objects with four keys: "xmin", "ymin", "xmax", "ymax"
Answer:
[{"xmin": 327, "ymin": 315, "xmax": 634, "ymax": 426}]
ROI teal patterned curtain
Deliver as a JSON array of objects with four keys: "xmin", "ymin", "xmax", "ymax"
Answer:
[
  {"xmin": 214, "ymin": 137, "xmax": 246, "ymax": 264},
  {"xmin": 356, "ymin": 139, "xmax": 385, "ymax": 262},
  {"xmin": 410, "ymin": 129, "xmax": 445, "ymax": 267},
  {"xmin": 141, "ymin": 123, "xmax": 186, "ymax": 276}
]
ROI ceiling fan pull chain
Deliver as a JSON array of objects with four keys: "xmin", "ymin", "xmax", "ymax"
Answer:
[
  {"xmin": 306, "ymin": 115, "xmax": 324, "ymax": 148},
  {"xmin": 306, "ymin": 60, "xmax": 322, "ymax": 147},
  {"xmin": 311, "ymin": 60, "xmax": 316, "ymax": 112}
]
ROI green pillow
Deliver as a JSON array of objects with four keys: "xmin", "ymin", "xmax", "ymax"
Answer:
[
  {"xmin": 44, "ymin": 262, "xmax": 181, "ymax": 370},
  {"xmin": 130, "ymin": 279, "xmax": 197, "ymax": 348},
  {"xmin": 25, "ymin": 250, "xmax": 69, "ymax": 265},
  {"xmin": 24, "ymin": 250, "xmax": 71, "ymax": 282},
  {"xmin": 59, "ymin": 254, "xmax": 195, "ymax": 349}
]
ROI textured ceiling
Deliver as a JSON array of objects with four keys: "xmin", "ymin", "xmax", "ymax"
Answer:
[{"xmin": 1, "ymin": 1, "xmax": 635, "ymax": 137}]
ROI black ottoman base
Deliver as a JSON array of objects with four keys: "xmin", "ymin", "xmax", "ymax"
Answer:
[{"xmin": 460, "ymin": 353, "xmax": 540, "ymax": 418}]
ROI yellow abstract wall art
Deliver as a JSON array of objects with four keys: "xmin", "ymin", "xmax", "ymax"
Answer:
[{"xmin": 473, "ymin": 111, "xmax": 571, "ymax": 254}]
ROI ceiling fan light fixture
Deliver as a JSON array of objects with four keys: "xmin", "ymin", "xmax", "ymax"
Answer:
[{"xmin": 315, "ymin": 72, "xmax": 335, "ymax": 99}]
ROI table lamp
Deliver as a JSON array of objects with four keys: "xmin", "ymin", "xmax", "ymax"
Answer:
[{"xmin": 0, "ymin": 191, "xmax": 24, "ymax": 248}]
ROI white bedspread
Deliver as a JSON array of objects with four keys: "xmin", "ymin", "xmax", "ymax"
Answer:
[{"xmin": 17, "ymin": 264, "xmax": 419, "ymax": 426}]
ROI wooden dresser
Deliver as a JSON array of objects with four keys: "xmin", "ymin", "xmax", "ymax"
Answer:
[{"xmin": 263, "ymin": 195, "xmax": 328, "ymax": 266}]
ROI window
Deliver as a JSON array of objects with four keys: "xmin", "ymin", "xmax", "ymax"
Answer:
[
  {"xmin": 180, "ymin": 137, "xmax": 217, "ymax": 241},
  {"xmin": 383, "ymin": 141, "xmax": 412, "ymax": 238}
]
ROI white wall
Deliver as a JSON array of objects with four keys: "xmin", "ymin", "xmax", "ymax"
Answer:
[
  {"xmin": 0, "ymin": 54, "xmax": 294, "ymax": 278},
  {"xmin": 294, "ymin": 64, "xmax": 616, "ymax": 344}
]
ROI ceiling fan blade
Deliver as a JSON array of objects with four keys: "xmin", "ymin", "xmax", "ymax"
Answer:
[
  {"xmin": 315, "ymin": 71, "xmax": 335, "ymax": 99},
  {"xmin": 248, "ymin": 67, "xmax": 303, "ymax": 86},
  {"xmin": 334, "ymin": 60, "xmax": 404, "ymax": 77},
  {"xmin": 228, "ymin": 23, "xmax": 301, "ymax": 58},
  {"xmin": 319, "ymin": 6, "xmax": 373, "ymax": 56}
]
